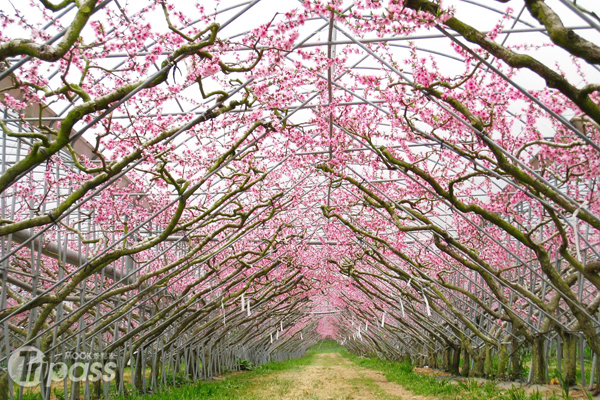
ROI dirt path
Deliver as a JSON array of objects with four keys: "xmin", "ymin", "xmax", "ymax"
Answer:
[{"xmin": 247, "ymin": 352, "xmax": 433, "ymax": 400}]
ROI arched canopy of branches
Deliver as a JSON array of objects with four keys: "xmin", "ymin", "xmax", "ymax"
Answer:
[{"xmin": 1, "ymin": 0, "xmax": 600, "ymax": 397}]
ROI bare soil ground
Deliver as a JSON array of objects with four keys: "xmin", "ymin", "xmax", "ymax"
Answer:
[
  {"xmin": 413, "ymin": 367, "xmax": 452, "ymax": 377},
  {"xmin": 246, "ymin": 352, "xmax": 434, "ymax": 400}
]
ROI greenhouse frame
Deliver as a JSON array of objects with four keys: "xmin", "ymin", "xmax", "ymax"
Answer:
[{"xmin": 1, "ymin": 0, "xmax": 600, "ymax": 398}]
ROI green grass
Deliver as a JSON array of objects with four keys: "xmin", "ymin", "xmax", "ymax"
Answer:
[
  {"xmin": 347, "ymin": 375, "xmax": 391, "ymax": 399},
  {"xmin": 109, "ymin": 352, "xmax": 315, "ymax": 400},
  {"xmin": 520, "ymin": 355, "xmax": 595, "ymax": 386},
  {"xmin": 305, "ymin": 339, "xmax": 344, "ymax": 354},
  {"xmin": 340, "ymin": 350, "xmax": 589, "ymax": 400},
  {"xmin": 342, "ymin": 351, "xmax": 466, "ymax": 399}
]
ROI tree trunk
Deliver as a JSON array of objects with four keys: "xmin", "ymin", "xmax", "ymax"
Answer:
[
  {"xmin": 471, "ymin": 346, "xmax": 485, "ymax": 377},
  {"xmin": 562, "ymin": 333, "xmax": 577, "ymax": 387},
  {"xmin": 497, "ymin": 343, "xmax": 509, "ymax": 380},
  {"xmin": 593, "ymin": 354, "xmax": 600, "ymax": 395},
  {"xmin": 0, "ymin": 373, "xmax": 9, "ymax": 400},
  {"xmin": 92, "ymin": 369, "xmax": 102, "ymax": 400},
  {"xmin": 134, "ymin": 352, "xmax": 143, "ymax": 391},
  {"xmin": 460, "ymin": 346, "xmax": 471, "ymax": 377},
  {"xmin": 430, "ymin": 350, "xmax": 438, "ymax": 369},
  {"xmin": 509, "ymin": 337, "xmax": 523, "ymax": 381},
  {"xmin": 484, "ymin": 344, "xmax": 494, "ymax": 378},
  {"xmin": 530, "ymin": 336, "xmax": 547, "ymax": 384},
  {"xmin": 70, "ymin": 362, "xmax": 82, "ymax": 400},
  {"xmin": 450, "ymin": 346, "xmax": 461, "ymax": 375},
  {"xmin": 442, "ymin": 348, "xmax": 450, "ymax": 371}
]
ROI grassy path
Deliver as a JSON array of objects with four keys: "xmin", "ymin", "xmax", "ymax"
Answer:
[
  {"xmin": 118, "ymin": 349, "xmax": 434, "ymax": 400},
  {"xmin": 242, "ymin": 352, "xmax": 428, "ymax": 400}
]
